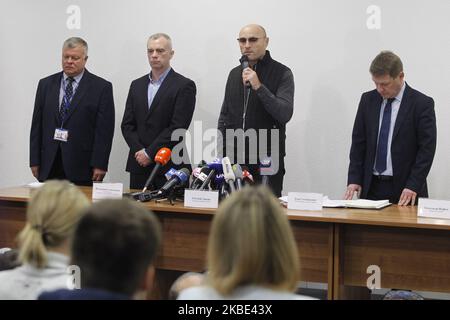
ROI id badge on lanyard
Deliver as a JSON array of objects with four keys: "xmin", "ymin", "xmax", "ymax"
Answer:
[{"xmin": 54, "ymin": 91, "xmax": 71, "ymax": 142}]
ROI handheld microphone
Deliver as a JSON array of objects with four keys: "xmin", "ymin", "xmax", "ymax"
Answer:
[
  {"xmin": 240, "ymin": 55, "xmax": 251, "ymax": 88},
  {"xmin": 232, "ymin": 164, "xmax": 243, "ymax": 190},
  {"xmin": 222, "ymin": 157, "xmax": 236, "ymax": 193},
  {"xmin": 142, "ymin": 147, "xmax": 172, "ymax": 192},
  {"xmin": 259, "ymin": 157, "xmax": 274, "ymax": 186}
]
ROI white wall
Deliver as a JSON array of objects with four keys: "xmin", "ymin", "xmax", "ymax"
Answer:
[{"xmin": 1, "ymin": 0, "xmax": 449, "ymax": 199}]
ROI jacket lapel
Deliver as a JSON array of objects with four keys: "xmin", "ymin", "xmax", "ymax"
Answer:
[
  {"xmin": 369, "ymin": 92, "xmax": 383, "ymax": 150},
  {"xmin": 392, "ymin": 83, "xmax": 412, "ymax": 140},
  {"xmin": 52, "ymin": 72, "xmax": 64, "ymax": 124},
  {"xmin": 63, "ymin": 69, "xmax": 89, "ymax": 123}
]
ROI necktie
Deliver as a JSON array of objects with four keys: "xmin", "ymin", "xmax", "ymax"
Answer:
[
  {"xmin": 60, "ymin": 77, "xmax": 75, "ymax": 123},
  {"xmin": 375, "ymin": 98, "xmax": 395, "ymax": 174}
]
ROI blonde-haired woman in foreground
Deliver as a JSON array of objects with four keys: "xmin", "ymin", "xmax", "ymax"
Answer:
[
  {"xmin": 0, "ymin": 180, "xmax": 89, "ymax": 299},
  {"xmin": 178, "ymin": 186, "xmax": 315, "ymax": 300}
]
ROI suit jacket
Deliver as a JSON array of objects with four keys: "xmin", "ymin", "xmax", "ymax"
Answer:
[
  {"xmin": 121, "ymin": 69, "xmax": 196, "ymax": 178},
  {"xmin": 347, "ymin": 83, "xmax": 436, "ymax": 202},
  {"xmin": 29, "ymin": 69, "xmax": 115, "ymax": 182}
]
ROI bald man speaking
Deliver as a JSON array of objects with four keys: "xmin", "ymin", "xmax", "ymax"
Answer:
[{"xmin": 218, "ymin": 24, "xmax": 294, "ymax": 196}]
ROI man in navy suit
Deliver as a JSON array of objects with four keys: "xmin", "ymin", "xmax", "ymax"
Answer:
[
  {"xmin": 345, "ymin": 51, "xmax": 436, "ymax": 205},
  {"xmin": 29, "ymin": 37, "xmax": 115, "ymax": 185},
  {"xmin": 121, "ymin": 33, "xmax": 196, "ymax": 190}
]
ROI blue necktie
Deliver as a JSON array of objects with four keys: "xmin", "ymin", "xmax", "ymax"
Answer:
[
  {"xmin": 375, "ymin": 98, "xmax": 395, "ymax": 174},
  {"xmin": 60, "ymin": 77, "xmax": 75, "ymax": 122}
]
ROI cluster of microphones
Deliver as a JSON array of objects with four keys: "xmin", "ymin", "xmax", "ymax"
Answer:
[{"xmin": 127, "ymin": 147, "xmax": 275, "ymax": 203}]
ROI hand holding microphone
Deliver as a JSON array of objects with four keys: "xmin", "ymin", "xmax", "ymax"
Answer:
[{"xmin": 240, "ymin": 55, "xmax": 261, "ymax": 90}]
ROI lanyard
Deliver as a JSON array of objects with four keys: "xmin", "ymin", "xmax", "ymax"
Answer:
[{"xmin": 60, "ymin": 77, "xmax": 75, "ymax": 128}]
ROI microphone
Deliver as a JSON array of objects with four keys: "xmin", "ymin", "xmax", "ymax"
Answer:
[
  {"xmin": 222, "ymin": 157, "xmax": 236, "ymax": 193},
  {"xmin": 137, "ymin": 190, "xmax": 159, "ymax": 202},
  {"xmin": 196, "ymin": 160, "xmax": 207, "ymax": 168},
  {"xmin": 232, "ymin": 164, "xmax": 243, "ymax": 190},
  {"xmin": 142, "ymin": 147, "xmax": 172, "ymax": 192},
  {"xmin": 139, "ymin": 168, "xmax": 190, "ymax": 202},
  {"xmin": 240, "ymin": 55, "xmax": 251, "ymax": 88},
  {"xmin": 242, "ymin": 169, "xmax": 254, "ymax": 185},
  {"xmin": 164, "ymin": 167, "xmax": 177, "ymax": 180},
  {"xmin": 159, "ymin": 168, "xmax": 190, "ymax": 196},
  {"xmin": 192, "ymin": 167, "xmax": 203, "ymax": 178},
  {"xmin": 259, "ymin": 157, "xmax": 274, "ymax": 186},
  {"xmin": 191, "ymin": 167, "xmax": 213, "ymax": 189},
  {"xmin": 198, "ymin": 158, "xmax": 223, "ymax": 190},
  {"xmin": 208, "ymin": 158, "xmax": 223, "ymax": 173},
  {"xmin": 211, "ymin": 173, "xmax": 225, "ymax": 191}
]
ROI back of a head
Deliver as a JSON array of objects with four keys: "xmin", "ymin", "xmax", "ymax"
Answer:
[
  {"xmin": 207, "ymin": 186, "xmax": 299, "ymax": 295},
  {"xmin": 18, "ymin": 180, "xmax": 89, "ymax": 268},
  {"xmin": 71, "ymin": 199, "xmax": 161, "ymax": 297},
  {"xmin": 370, "ymin": 50, "xmax": 403, "ymax": 78}
]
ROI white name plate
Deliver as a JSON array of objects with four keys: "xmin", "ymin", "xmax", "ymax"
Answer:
[
  {"xmin": 287, "ymin": 192, "xmax": 323, "ymax": 211},
  {"xmin": 92, "ymin": 183, "xmax": 123, "ymax": 201},
  {"xmin": 418, "ymin": 198, "xmax": 450, "ymax": 219},
  {"xmin": 184, "ymin": 189, "xmax": 219, "ymax": 209}
]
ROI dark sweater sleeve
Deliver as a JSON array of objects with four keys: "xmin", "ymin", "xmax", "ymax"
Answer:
[{"xmin": 255, "ymin": 69, "xmax": 294, "ymax": 125}]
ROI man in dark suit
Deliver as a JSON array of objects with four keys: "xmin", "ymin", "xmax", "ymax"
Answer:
[
  {"xmin": 345, "ymin": 51, "xmax": 436, "ymax": 205},
  {"xmin": 121, "ymin": 33, "xmax": 196, "ymax": 190},
  {"xmin": 29, "ymin": 37, "xmax": 115, "ymax": 185}
]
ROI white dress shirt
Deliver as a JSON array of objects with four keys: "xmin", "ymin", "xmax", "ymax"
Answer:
[
  {"xmin": 373, "ymin": 81, "xmax": 406, "ymax": 176},
  {"xmin": 0, "ymin": 252, "xmax": 70, "ymax": 300}
]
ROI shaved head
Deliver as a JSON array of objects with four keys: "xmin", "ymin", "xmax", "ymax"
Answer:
[
  {"xmin": 238, "ymin": 24, "xmax": 269, "ymax": 64},
  {"xmin": 239, "ymin": 24, "xmax": 267, "ymax": 38}
]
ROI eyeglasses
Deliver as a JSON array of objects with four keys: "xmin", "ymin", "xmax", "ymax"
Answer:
[{"xmin": 237, "ymin": 37, "xmax": 260, "ymax": 44}]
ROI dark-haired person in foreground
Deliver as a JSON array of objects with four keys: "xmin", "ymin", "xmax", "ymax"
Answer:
[{"xmin": 39, "ymin": 199, "xmax": 161, "ymax": 300}]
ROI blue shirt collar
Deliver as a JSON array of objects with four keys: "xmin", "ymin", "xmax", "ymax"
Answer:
[
  {"xmin": 149, "ymin": 67, "xmax": 171, "ymax": 84},
  {"xmin": 63, "ymin": 69, "xmax": 85, "ymax": 84}
]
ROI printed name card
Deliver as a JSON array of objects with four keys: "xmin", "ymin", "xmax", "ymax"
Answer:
[
  {"xmin": 287, "ymin": 192, "xmax": 323, "ymax": 211},
  {"xmin": 418, "ymin": 198, "xmax": 450, "ymax": 220},
  {"xmin": 92, "ymin": 183, "xmax": 123, "ymax": 201},
  {"xmin": 184, "ymin": 189, "xmax": 219, "ymax": 209}
]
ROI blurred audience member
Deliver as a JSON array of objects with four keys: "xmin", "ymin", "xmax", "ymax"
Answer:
[{"xmin": 0, "ymin": 181, "xmax": 89, "ymax": 299}]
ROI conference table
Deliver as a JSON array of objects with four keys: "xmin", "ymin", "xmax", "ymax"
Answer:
[{"xmin": 1, "ymin": 185, "xmax": 450, "ymax": 299}]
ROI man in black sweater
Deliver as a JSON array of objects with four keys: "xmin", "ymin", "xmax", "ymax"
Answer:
[{"xmin": 218, "ymin": 24, "xmax": 294, "ymax": 196}]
